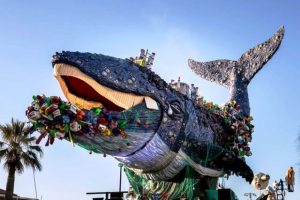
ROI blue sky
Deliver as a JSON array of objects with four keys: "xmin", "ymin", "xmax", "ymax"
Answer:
[{"xmin": 0, "ymin": 0, "xmax": 300, "ymax": 199}]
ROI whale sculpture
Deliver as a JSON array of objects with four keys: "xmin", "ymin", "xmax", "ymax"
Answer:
[{"xmin": 26, "ymin": 27, "xmax": 284, "ymax": 199}]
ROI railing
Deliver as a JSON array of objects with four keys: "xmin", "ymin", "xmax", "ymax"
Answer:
[{"xmin": 86, "ymin": 191, "xmax": 128, "ymax": 200}]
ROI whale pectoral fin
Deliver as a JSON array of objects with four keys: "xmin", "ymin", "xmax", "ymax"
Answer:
[
  {"xmin": 216, "ymin": 152, "xmax": 254, "ymax": 183},
  {"xmin": 181, "ymin": 142, "xmax": 254, "ymax": 183},
  {"xmin": 238, "ymin": 26, "xmax": 285, "ymax": 84},
  {"xmin": 188, "ymin": 59, "xmax": 237, "ymax": 89}
]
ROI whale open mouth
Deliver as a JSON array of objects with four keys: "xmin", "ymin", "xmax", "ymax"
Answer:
[{"xmin": 53, "ymin": 63, "xmax": 158, "ymax": 111}]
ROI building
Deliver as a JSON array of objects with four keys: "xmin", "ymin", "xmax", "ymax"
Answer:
[{"xmin": 0, "ymin": 188, "xmax": 38, "ymax": 200}]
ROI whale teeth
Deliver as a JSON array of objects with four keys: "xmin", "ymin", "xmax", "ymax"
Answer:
[{"xmin": 53, "ymin": 63, "xmax": 156, "ymax": 110}]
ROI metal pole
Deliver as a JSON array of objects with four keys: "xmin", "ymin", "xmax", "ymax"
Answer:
[
  {"xmin": 119, "ymin": 167, "xmax": 122, "ymax": 192},
  {"xmin": 30, "ymin": 131, "xmax": 38, "ymax": 200},
  {"xmin": 33, "ymin": 168, "xmax": 38, "ymax": 199},
  {"xmin": 118, "ymin": 163, "xmax": 123, "ymax": 192}
]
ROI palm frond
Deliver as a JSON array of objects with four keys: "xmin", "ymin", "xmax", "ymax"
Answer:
[
  {"xmin": 0, "ymin": 149, "xmax": 9, "ymax": 162},
  {"xmin": 19, "ymin": 135, "xmax": 34, "ymax": 146},
  {"xmin": 14, "ymin": 159, "xmax": 25, "ymax": 174},
  {"xmin": 31, "ymin": 158, "xmax": 42, "ymax": 171},
  {"xmin": 0, "ymin": 118, "xmax": 43, "ymax": 174},
  {"xmin": 29, "ymin": 145, "xmax": 43, "ymax": 157},
  {"xmin": 0, "ymin": 124, "xmax": 13, "ymax": 142},
  {"xmin": 21, "ymin": 151, "xmax": 42, "ymax": 172}
]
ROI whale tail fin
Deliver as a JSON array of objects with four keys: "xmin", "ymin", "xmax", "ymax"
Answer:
[
  {"xmin": 238, "ymin": 26, "xmax": 285, "ymax": 84},
  {"xmin": 188, "ymin": 27, "xmax": 285, "ymax": 115}
]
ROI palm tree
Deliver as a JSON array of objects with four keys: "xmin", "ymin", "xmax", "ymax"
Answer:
[{"xmin": 0, "ymin": 118, "xmax": 43, "ymax": 200}]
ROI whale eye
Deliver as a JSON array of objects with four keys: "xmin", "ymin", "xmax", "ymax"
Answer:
[
  {"xmin": 170, "ymin": 100, "xmax": 183, "ymax": 115},
  {"xmin": 171, "ymin": 104, "xmax": 181, "ymax": 114},
  {"xmin": 166, "ymin": 98, "xmax": 184, "ymax": 120}
]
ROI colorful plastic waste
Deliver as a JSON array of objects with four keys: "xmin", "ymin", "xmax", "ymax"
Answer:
[
  {"xmin": 26, "ymin": 95, "xmax": 128, "ymax": 146},
  {"xmin": 202, "ymin": 100, "xmax": 254, "ymax": 159}
]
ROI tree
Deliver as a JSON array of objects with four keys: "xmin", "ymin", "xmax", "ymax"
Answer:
[{"xmin": 0, "ymin": 118, "xmax": 43, "ymax": 200}]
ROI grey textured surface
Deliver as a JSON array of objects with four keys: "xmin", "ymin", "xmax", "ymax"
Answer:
[
  {"xmin": 188, "ymin": 27, "xmax": 284, "ymax": 115},
  {"xmin": 50, "ymin": 27, "xmax": 284, "ymax": 186},
  {"xmin": 52, "ymin": 52, "xmax": 253, "ymax": 182}
]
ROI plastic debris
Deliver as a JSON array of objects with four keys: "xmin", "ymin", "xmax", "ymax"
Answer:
[
  {"xmin": 129, "ymin": 49, "xmax": 155, "ymax": 68},
  {"xmin": 201, "ymin": 100, "xmax": 254, "ymax": 159},
  {"xmin": 25, "ymin": 95, "xmax": 128, "ymax": 146}
]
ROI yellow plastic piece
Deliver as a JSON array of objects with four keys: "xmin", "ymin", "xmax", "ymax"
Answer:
[
  {"xmin": 134, "ymin": 59, "xmax": 146, "ymax": 67},
  {"xmin": 103, "ymin": 128, "xmax": 111, "ymax": 136}
]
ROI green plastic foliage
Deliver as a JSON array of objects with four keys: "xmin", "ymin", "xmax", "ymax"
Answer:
[{"xmin": 124, "ymin": 166, "xmax": 205, "ymax": 199}]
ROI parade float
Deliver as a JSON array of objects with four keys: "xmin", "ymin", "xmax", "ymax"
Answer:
[{"xmin": 25, "ymin": 27, "xmax": 285, "ymax": 199}]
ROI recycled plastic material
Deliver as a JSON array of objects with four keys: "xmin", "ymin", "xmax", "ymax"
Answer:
[
  {"xmin": 201, "ymin": 100, "xmax": 254, "ymax": 160},
  {"xmin": 26, "ymin": 94, "xmax": 161, "ymax": 156},
  {"xmin": 25, "ymin": 91, "xmax": 256, "ymax": 200}
]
